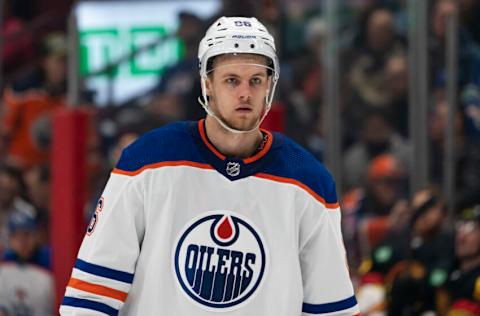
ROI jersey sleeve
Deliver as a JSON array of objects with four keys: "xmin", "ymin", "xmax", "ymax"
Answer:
[
  {"xmin": 60, "ymin": 149, "xmax": 145, "ymax": 315},
  {"xmin": 299, "ymin": 180, "xmax": 360, "ymax": 316}
]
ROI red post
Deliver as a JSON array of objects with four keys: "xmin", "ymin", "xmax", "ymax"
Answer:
[{"xmin": 51, "ymin": 108, "xmax": 88, "ymax": 311}]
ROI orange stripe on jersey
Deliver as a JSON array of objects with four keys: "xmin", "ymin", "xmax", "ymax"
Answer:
[
  {"xmin": 254, "ymin": 173, "xmax": 340, "ymax": 209},
  {"xmin": 112, "ymin": 160, "xmax": 214, "ymax": 176},
  {"xmin": 198, "ymin": 119, "xmax": 275, "ymax": 164},
  {"xmin": 198, "ymin": 119, "xmax": 226, "ymax": 160},
  {"xmin": 68, "ymin": 278, "xmax": 128, "ymax": 302},
  {"xmin": 243, "ymin": 129, "xmax": 273, "ymax": 164}
]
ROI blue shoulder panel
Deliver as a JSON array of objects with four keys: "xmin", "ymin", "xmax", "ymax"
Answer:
[
  {"xmin": 114, "ymin": 122, "xmax": 337, "ymax": 204},
  {"xmin": 115, "ymin": 121, "xmax": 204, "ymax": 172},
  {"xmin": 262, "ymin": 134, "xmax": 338, "ymax": 204}
]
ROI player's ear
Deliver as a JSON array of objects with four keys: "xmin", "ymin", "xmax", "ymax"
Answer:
[{"xmin": 204, "ymin": 78, "xmax": 212, "ymax": 96}]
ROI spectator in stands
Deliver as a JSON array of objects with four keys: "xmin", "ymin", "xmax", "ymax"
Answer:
[
  {"xmin": 431, "ymin": 2, "xmax": 480, "ymax": 210},
  {"xmin": 23, "ymin": 165, "xmax": 49, "ymax": 218},
  {"xmin": 344, "ymin": 5, "xmax": 406, "ymax": 136},
  {"xmin": 459, "ymin": 0, "xmax": 480, "ymax": 45},
  {"xmin": 1, "ymin": 0, "xmax": 34, "ymax": 77},
  {"xmin": 430, "ymin": 0, "xmax": 480, "ymax": 91},
  {"xmin": 283, "ymin": 17, "xmax": 326, "ymax": 159},
  {"xmin": 439, "ymin": 205, "xmax": 480, "ymax": 315},
  {"xmin": 462, "ymin": 84, "xmax": 480, "ymax": 142},
  {"xmin": 0, "ymin": 32, "xmax": 67, "ymax": 170},
  {"xmin": 429, "ymin": 96, "xmax": 480, "ymax": 210},
  {"xmin": 343, "ymin": 109, "xmax": 410, "ymax": 190},
  {"xmin": 342, "ymin": 154, "xmax": 408, "ymax": 269},
  {"xmin": 356, "ymin": 186, "xmax": 455, "ymax": 315},
  {"xmin": 153, "ymin": 12, "xmax": 205, "ymax": 121},
  {"xmin": 2, "ymin": 211, "xmax": 50, "ymax": 269},
  {"xmin": 0, "ymin": 164, "xmax": 35, "ymax": 256},
  {"xmin": 0, "ymin": 264, "xmax": 54, "ymax": 316},
  {"xmin": 0, "ymin": 211, "xmax": 53, "ymax": 315},
  {"xmin": 23, "ymin": 165, "xmax": 50, "ymax": 244},
  {"xmin": 384, "ymin": 54, "xmax": 409, "ymax": 138}
]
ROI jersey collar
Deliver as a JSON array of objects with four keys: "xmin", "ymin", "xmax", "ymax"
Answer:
[
  {"xmin": 197, "ymin": 119, "xmax": 273, "ymax": 164},
  {"xmin": 191, "ymin": 119, "xmax": 279, "ymax": 181}
]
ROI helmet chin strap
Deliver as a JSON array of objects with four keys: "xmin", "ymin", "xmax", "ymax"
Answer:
[
  {"xmin": 198, "ymin": 76, "xmax": 275, "ymax": 134},
  {"xmin": 197, "ymin": 96, "xmax": 269, "ymax": 134}
]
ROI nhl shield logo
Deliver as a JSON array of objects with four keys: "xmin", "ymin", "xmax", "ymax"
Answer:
[
  {"xmin": 226, "ymin": 162, "xmax": 240, "ymax": 177},
  {"xmin": 173, "ymin": 211, "xmax": 268, "ymax": 311}
]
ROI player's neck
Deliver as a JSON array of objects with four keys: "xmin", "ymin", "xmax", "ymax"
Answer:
[{"xmin": 205, "ymin": 116, "xmax": 263, "ymax": 159}]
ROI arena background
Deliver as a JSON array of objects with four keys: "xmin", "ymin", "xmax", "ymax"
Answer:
[{"xmin": 1, "ymin": 0, "xmax": 479, "ymax": 314}]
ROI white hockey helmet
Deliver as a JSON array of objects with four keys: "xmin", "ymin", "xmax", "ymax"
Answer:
[
  {"xmin": 197, "ymin": 16, "xmax": 280, "ymax": 133},
  {"xmin": 198, "ymin": 16, "xmax": 279, "ymax": 80}
]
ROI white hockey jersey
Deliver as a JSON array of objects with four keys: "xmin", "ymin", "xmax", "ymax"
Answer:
[
  {"xmin": 60, "ymin": 120, "xmax": 360, "ymax": 316},
  {"xmin": 0, "ymin": 262, "xmax": 54, "ymax": 316}
]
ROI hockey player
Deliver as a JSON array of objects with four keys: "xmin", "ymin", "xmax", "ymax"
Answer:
[{"xmin": 60, "ymin": 17, "xmax": 359, "ymax": 315}]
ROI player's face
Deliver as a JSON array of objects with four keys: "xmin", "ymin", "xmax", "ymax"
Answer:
[{"xmin": 206, "ymin": 54, "xmax": 271, "ymax": 131}]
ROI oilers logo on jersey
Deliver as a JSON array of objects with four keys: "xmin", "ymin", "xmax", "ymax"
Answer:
[{"xmin": 173, "ymin": 211, "xmax": 268, "ymax": 311}]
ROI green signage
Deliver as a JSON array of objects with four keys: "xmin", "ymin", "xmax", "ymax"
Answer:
[{"xmin": 80, "ymin": 26, "xmax": 184, "ymax": 78}]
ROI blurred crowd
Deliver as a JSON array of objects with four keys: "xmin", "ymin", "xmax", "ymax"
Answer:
[{"xmin": 0, "ymin": 0, "xmax": 479, "ymax": 315}]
